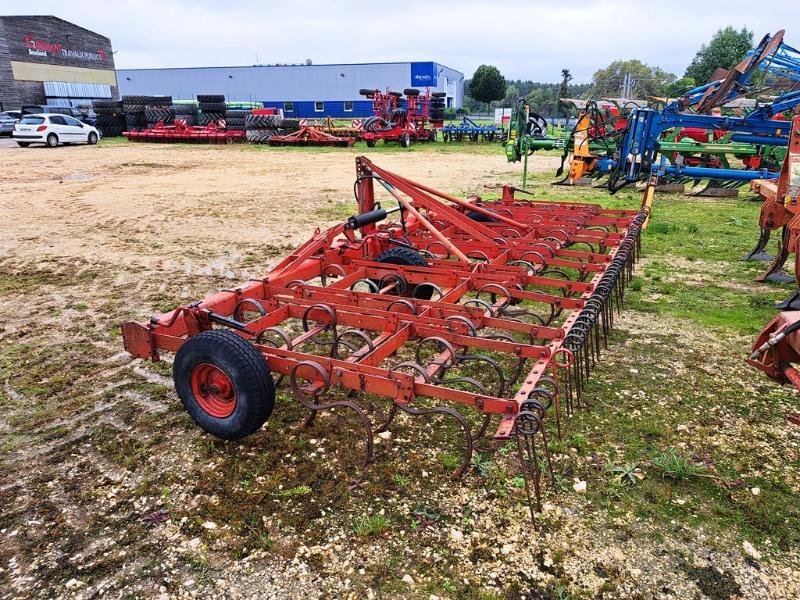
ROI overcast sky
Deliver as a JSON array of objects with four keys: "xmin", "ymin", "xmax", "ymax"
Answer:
[{"xmin": 3, "ymin": 1, "xmax": 796, "ymax": 82}]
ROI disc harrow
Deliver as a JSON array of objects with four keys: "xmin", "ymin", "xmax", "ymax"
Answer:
[{"xmin": 121, "ymin": 157, "xmax": 648, "ymax": 518}]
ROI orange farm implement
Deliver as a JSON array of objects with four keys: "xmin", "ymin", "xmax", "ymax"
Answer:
[
  {"xmin": 122, "ymin": 157, "xmax": 649, "ymax": 517},
  {"xmin": 748, "ymin": 113, "xmax": 800, "ymax": 412}
]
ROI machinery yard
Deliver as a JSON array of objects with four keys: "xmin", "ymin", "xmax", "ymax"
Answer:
[
  {"xmin": 1, "ymin": 140, "xmax": 799, "ymax": 598},
  {"xmin": 3, "ymin": 9, "xmax": 800, "ymax": 600}
]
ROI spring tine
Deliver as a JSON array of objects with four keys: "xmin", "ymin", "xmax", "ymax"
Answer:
[
  {"xmin": 376, "ymin": 402, "xmax": 399, "ymax": 433},
  {"xmin": 396, "ymin": 403, "xmax": 474, "ymax": 479}
]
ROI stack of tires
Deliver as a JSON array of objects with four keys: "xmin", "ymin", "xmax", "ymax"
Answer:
[
  {"xmin": 144, "ymin": 95, "xmax": 174, "ymax": 127},
  {"xmin": 430, "ymin": 92, "xmax": 446, "ymax": 124},
  {"xmin": 197, "ymin": 94, "xmax": 226, "ymax": 126},
  {"xmin": 92, "ymin": 100, "xmax": 125, "ymax": 137},
  {"xmin": 224, "ymin": 109, "xmax": 249, "ymax": 132},
  {"xmin": 172, "ymin": 103, "xmax": 199, "ymax": 126},
  {"xmin": 244, "ymin": 113, "xmax": 282, "ymax": 143},
  {"xmin": 244, "ymin": 115, "xmax": 302, "ymax": 143},
  {"xmin": 121, "ymin": 95, "xmax": 148, "ymax": 130}
]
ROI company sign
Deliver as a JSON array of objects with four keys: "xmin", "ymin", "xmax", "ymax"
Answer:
[
  {"xmin": 410, "ymin": 62, "xmax": 437, "ymax": 87},
  {"xmin": 24, "ymin": 35, "xmax": 106, "ymax": 62}
]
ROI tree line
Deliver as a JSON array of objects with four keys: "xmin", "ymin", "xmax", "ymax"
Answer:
[{"xmin": 465, "ymin": 26, "xmax": 755, "ymax": 116}]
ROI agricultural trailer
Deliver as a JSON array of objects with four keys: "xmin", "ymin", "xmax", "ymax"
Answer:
[{"xmin": 121, "ymin": 156, "xmax": 649, "ymax": 518}]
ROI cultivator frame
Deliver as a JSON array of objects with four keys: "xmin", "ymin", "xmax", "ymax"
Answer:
[
  {"xmin": 267, "ymin": 126, "xmax": 354, "ymax": 147},
  {"xmin": 123, "ymin": 120, "xmax": 246, "ymax": 143},
  {"xmin": 122, "ymin": 157, "xmax": 648, "ymax": 517},
  {"xmin": 748, "ymin": 113, "xmax": 800, "ymax": 396}
]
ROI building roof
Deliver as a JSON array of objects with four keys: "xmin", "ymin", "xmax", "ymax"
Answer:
[{"xmin": 118, "ymin": 61, "xmax": 463, "ymax": 76}]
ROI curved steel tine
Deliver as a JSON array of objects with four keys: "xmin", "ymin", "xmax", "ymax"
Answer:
[
  {"xmin": 472, "ymin": 414, "xmax": 494, "ymax": 451},
  {"xmin": 395, "ymin": 403, "xmax": 474, "ymax": 479},
  {"xmin": 290, "ymin": 361, "xmax": 375, "ymax": 482},
  {"xmin": 514, "ymin": 411, "xmax": 543, "ymax": 521},
  {"xmin": 455, "ymin": 353, "xmax": 506, "ymax": 397},
  {"xmin": 378, "ymin": 362, "xmax": 430, "ymax": 433}
]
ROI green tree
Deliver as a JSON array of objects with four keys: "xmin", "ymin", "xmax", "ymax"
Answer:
[
  {"xmin": 559, "ymin": 68, "xmax": 573, "ymax": 116},
  {"xmin": 502, "ymin": 83, "xmax": 520, "ymax": 106},
  {"xmin": 685, "ymin": 26, "xmax": 753, "ymax": 84},
  {"xmin": 468, "ymin": 65, "xmax": 507, "ymax": 110},
  {"xmin": 665, "ymin": 76, "xmax": 696, "ymax": 98},
  {"xmin": 589, "ymin": 59, "xmax": 676, "ymax": 98}
]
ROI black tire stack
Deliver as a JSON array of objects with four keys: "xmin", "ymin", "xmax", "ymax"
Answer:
[
  {"xmin": 197, "ymin": 94, "xmax": 226, "ymax": 126},
  {"xmin": 430, "ymin": 92, "xmax": 446, "ymax": 124},
  {"xmin": 225, "ymin": 109, "xmax": 249, "ymax": 132},
  {"xmin": 144, "ymin": 96, "xmax": 173, "ymax": 128},
  {"xmin": 122, "ymin": 95, "xmax": 148, "ymax": 130},
  {"xmin": 244, "ymin": 113, "xmax": 282, "ymax": 143},
  {"xmin": 172, "ymin": 103, "xmax": 199, "ymax": 126},
  {"xmin": 92, "ymin": 100, "xmax": 125, "ymax": 137}
]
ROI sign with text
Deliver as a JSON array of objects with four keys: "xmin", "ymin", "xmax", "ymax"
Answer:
[
  {"xmin": 23, "ymin": 35, "xmax": 106, "ymax": 62},
  {"xmin": 410, "ymin": 62, "xmax": 437, "ymax": 87}
]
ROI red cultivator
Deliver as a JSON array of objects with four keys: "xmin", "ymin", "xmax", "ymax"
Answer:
[
  {"xmin": 123, "ymin": 120, "xmax": 246, "ymax": 143},
  {"xmin": 268, "ymin": 126, "xmax": 354, "ymax": 147},
  {"xmin": 748, "ymin": 114, "xmax": 800, "ymax": 411},
  {"xmin": 122, "ymin": 157, "xmax": 648, "ymax": 516}
]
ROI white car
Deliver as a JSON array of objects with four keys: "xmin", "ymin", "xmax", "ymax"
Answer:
[{"xmin": 13, "ymin": 113, "xmax": 99, "ymax": 148}]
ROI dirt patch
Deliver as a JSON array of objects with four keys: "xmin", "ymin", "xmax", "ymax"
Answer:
[{"xmin": 1, "ymin": 142, "xmax": 799, "ymax": 599}]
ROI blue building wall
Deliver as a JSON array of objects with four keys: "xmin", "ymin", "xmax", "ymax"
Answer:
[
  {"xmin": 261, "ymin": 100, "xmax": 375, "ymax": 118},
  {"xmin": 116, "ymin": 61, "xmax": 464, "ymax": 113}
]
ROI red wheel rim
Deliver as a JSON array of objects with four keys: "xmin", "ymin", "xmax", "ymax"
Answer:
[{"xmin": 191, "ymin": 363, "xmax": 237, "ymax": 418}]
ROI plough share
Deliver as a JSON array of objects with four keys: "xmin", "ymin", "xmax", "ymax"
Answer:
[{"xmin": 122, "ymin": 157, "xmax": 648, "ymax": 518}]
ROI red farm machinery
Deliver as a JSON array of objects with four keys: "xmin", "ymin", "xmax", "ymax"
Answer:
[
  {"xmin": 359, "ymin": 88, "xmax": 442, "ymax": 147},
  {"xmin": 122, "ymin": 156, "xmax": 649, "ymax": 517},
  {"xmin": 123, "ymin": 119, "xmax": 246, "ymax": 143},
  {"xmin": 748, "ymin": 113, "xmax": 800, "ymax": 394}
]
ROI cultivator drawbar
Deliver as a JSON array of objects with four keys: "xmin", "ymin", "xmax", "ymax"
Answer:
[{"xmin": 122, "ymin": 158, "xmax": 648, "ymax": 517}]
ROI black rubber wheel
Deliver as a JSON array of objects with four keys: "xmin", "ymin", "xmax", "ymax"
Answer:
[
  {"xmin": 197, "ymin": 94, "xmax": 225, "ymax": 104},
  {"xmin": 365, "ymin": 139, "xmax": 376, "ymax": 148},
  {"xmin": 404, "ymin": 88, "xmax": 420, "ymax": 96},
  {"xmin": 467, "ymin": 210, "xmax": 497, "ymax": 222},
  {"xmin": 432, "ymin": 92, "xmax": 447, "ymax": 98},
  {"xmin": 173, "ymin": 330, "xmax": 275, "ymax": 440},
  {"xmin": 46, "ymin": 133, "xmax": 58, "ymax": 148},
  {"xmin": 16, "ymin": 142, "xmax": 30, "ymax": 147},
  {"xmin": 399, "ymin": 132, "xmax": 411, "ymax": 148},
  {"xmin": 87, "ymin": 132, "xmax": 98, "ymax": 145},
  {"xmin": 375, "ymin": 247, "xmax": 432, "ymax": 299}
]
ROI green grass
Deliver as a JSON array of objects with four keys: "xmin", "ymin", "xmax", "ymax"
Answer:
[{"xmin": 352, "ymin": 514, "xmax": 391, "ymax": 537}]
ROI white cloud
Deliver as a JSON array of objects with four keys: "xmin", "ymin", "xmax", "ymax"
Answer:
[{"xmin": 3, "ymin": 0, "xmax": 794, "ymax": 82}]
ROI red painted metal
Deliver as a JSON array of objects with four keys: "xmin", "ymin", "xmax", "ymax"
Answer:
[
  {"xmin": 123, "ymin": 120, "xmax": 246, "ymax": 144},
  {"xmin": 360, "ymin": 89, "xmax": 436, "ymax": 146},
  {"xmin": 748, "ymin": 114, "xmax": 800, "ymax": 394},
  {"xmin": 191, "ymin": 363, "xmax": 238, "ymax": 418},
  {"xmin": 268, "ymin": 126, "xmax": 355, "ymax": 147},
  {"xmin": 122, "ymin": 157, "xmax": 649, "ymax": 515}
]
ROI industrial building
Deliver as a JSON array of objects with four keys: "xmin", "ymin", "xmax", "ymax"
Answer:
[
  {"xmin": 117, "ymin": 62, "xmax": 464, "ymax": 117},
  {"xmin": 0, "ymin": 15, "xmax": 117, "ymax": 110}
]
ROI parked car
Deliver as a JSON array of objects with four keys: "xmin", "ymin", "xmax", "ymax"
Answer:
[
  {"xmin": 22, "ymin": 105, "xmax": 96, "ymax": 126},
  {"xmin": 0, "ymin": 111, "xmax": 19, "ymax": 136},
  {"xmin": 13, "ymin": 113, "xmax": 100, "ymax": 148}
]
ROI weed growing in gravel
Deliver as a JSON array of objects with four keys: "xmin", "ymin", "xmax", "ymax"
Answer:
[
  {"xmin": 352, "ymin": 514, "xmax": 391, "ymax": 537},
  {"xmin": 651, "ymin": 449, "xmax": 705, "ymax": 481}
]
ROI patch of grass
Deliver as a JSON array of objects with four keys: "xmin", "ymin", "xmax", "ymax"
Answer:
[
  {"xmin": 352, "ymin": 514, "xmax": 390, "ymax": 537},
  {"xmin": 276, "ymin": 485, "xmax": 312, "ymax": 499},
  {"xmin": 650, "ymin": 449, "xmax": 705, "ymax": 481}
]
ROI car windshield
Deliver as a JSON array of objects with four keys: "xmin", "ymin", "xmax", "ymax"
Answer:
[{"xmin": 20, "ymin": 116, "xmax": 45, "ymax": 124}]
